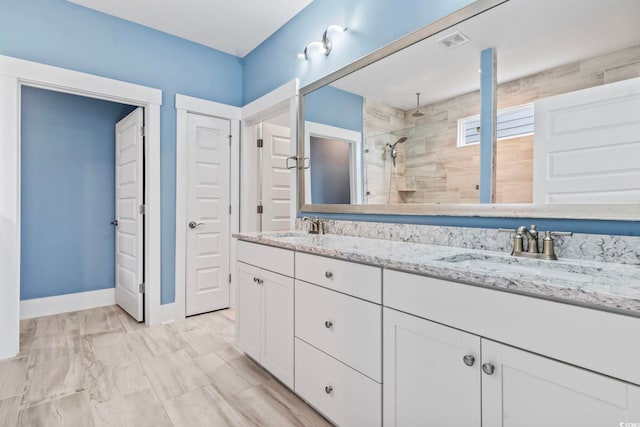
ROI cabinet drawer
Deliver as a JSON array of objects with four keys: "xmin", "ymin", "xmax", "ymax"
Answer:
[
  {"xmin": 295, "ymin": 338, "xmax": 381, "ymax": 427},
  {"xmin": 236, "ymin": 240, "xmax": 294, "ymax": 277},
  {"xmin": 296, "ymin": 280, "xmax": 381, "ymax": 382},
  {"xmin": 295, "ymin": 252, "xmax": 381, "ymax": 303}
]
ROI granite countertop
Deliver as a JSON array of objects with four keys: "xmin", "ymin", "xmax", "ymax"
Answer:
[{"xmin": 234, "ymin": 231, "xmax": 640, "ymax": 317}]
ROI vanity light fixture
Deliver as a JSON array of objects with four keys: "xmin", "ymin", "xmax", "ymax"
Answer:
[{"xmin": 297, "ymin": 25, "xmax": 348, "ymax": 60}]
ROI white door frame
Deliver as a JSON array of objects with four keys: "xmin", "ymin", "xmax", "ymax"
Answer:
[
  {"xmin": 0, "ymin": 55, "xmax": 162, "ymax": 359},
  {"xmin": 174, "ymin": 80, "xmax": 298, "ymax": 318},
  {"xmin": 240, "ymin": 79, "xmax": 299, "ymax": 233},
  {"xmin": 174, "ymin": 94, "xmax": 240, "ymax": 322}
]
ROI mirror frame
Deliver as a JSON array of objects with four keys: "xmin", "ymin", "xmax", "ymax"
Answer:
[{"xmin": 297, "ymin": 0, "xmax": 640, "ymax": 220}]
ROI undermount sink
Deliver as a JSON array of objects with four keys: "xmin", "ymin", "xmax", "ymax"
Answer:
[{"xmin": 437, "ymin": 253, "xmax": 592, "ymax": 283}]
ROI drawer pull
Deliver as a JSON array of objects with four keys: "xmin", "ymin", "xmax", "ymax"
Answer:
[
  {"xmin": 482, "ymin": 363, "xmax": 495, "ymax": 375},
  {"xmin": 324, "ymin": 320, "xmax": 333, "ymax": 329},
  {"xmin": 325, "ymin": 271, "xmax": 333, "ymax": 279},
  {"xmin": 462, "ymin": 354, "xmax": 475, "ymax": 367},
  {"xmin": 324, "ymin": 385, "xmax": 333, "ymax": 395}
]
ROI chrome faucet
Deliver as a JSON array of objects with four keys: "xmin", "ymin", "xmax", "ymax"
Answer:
[
  {"xmin": 500, "ymin": 225, "xmax": 572, "ymax": 261},
  {"xmin": 301, "ymin": 216, "xmax": 324, "ymax": 235}
]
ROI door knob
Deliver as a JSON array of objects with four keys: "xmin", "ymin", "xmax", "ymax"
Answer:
[{"xmin": 188, "ymin": 221, "xmax": 205, "ymax": 229}]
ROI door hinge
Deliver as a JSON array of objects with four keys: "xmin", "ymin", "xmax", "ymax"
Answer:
[
  {"xmin": 229, "ymin": 205, "xmax": 232, "ymax": 215},
  {"xmin": 228, "ymin": 273, "xmax": 232, "ymax": 284},
  {"xmin": 228, "ymin": 134, "xmax": 232, "ymax": 146},
  {"xmin": 140, "ymin": 126, "xmax": 145, "ymax": 137},
  {"xmin": 139, "ymin": 282, "xmax": 145, "ymax": 293},
  {"xmin": 257, "ymin": 138, "xmax": 263, "ymax": 148},
  {"xmin": 139, "ymin": 204, "xmax": 146, "ymax": 215},
  {"xmin": 257, "ymin": 204, "xmax": 263, "ymax": 214}
]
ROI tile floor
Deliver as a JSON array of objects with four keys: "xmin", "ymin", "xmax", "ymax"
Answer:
[{"xmin": 0, "ymin": 305, "xmax": 332, "ymax": 426}]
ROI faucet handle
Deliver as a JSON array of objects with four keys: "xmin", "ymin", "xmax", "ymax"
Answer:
[
  {"xmin": 541, "ymin": 231, "xmax": 572, "ymax": 260},
  {"xmin": 498, "ymin": 228, "xmax": 524, "ymax": 254}
]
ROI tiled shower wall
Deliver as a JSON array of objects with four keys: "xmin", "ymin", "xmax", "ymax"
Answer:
[{"xmin": 363, "ymin": 44, "xmax": 640, "ymax": 204}]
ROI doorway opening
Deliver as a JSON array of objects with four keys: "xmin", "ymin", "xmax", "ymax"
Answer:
[{"xmin": 20, "ymin": 86, "xmax": 146, "ymax": 324}]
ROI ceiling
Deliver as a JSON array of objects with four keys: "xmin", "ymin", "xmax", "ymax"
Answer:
[
  {"xmin": 67, "ymin": 0, "xmax": 313, "ymax": 57},
  {"xmin": 331, "ymin": 0, "xmax": 640, "ymax": 111}
]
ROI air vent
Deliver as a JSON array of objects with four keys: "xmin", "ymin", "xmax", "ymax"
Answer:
[{"xmin": 437, "ymin": 31, "xmax": 470, "ymax": 49}]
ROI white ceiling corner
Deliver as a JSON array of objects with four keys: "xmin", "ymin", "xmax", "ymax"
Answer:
[{"xmin": 67, "ymin": 0, "xmax": 313, "ymax": 57}]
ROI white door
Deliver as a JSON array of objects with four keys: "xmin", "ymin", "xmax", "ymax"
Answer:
[
  {"xmin": 235, "ymin": 262, "xmax": 262, "ymax": 361},
  {"xmin": 115, "ymin": 108, "xmax": 144, "ymax": 322},
  {"xmin": 262, "ymin": 269, "xmax": 294, "ymax": 388},
  {"xmin": 383, "ymin": 307, "xmax": 481, "ymax": 427},
  {"xmin": 186, "ymin": 113, "xmax": 231, "ymax": 316},
  {"xmin": 482, "ymin": 339, "xmax": 640, "ymax": 426},
  {"xmin": 533, "ymin": 77, "xmax": 640, "ymax": 203},
  {"xmin": 261, "ymin": 123, "xmax": 292, "ymax": 231}
]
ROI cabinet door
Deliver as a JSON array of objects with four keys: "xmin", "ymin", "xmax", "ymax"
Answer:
[
  {"xmin": 383, "ymin": 308, "xmax": 481, "ymax": 427},
  {"xmin": 235, "ymin": 262, "xmax": 262, "ymax": 361},
  {"xmin": 482, "ymin": 339, "xmax": 640, "ymax": 427},
  {"xmin": 262, "ymin": 269, "xmax": 294, "ymax": 388}
]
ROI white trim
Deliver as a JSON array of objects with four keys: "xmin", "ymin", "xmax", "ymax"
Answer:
[
  {"xmin": 241, "ymin": 79, "xmax": 298, "ymax": 120},
  {"xmin": 175, "ymin": 94, "xmax": 241, "ymax": 323},
  {"xmin": 0, "ymin": 55, "xmax": 163, "ymax": 360},
  {"xmin": 20, "ymin": 288, "xmax": 116, "ymax": 320},
  {"xmin": 304, "ymin": 121, "xmax": 363, "ymax": 204},
  {"xmin": 240, "ymin": 79, "xmax": 299, "ymax": 233},
  {"xmin": 175, "ymin": 94, "xmax": 241, "ymax": 120},
  {"xmin": 0, "ymin": 55, "xmax": 162, "ymax": 105}
]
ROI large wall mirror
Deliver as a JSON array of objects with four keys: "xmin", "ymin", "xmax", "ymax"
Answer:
[{"xmin": 298, "ymin": 0, "xmax": 640, "ymax": 219}]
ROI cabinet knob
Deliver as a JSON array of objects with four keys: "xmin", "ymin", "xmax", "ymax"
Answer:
[
  {"xmin": 482, "ymin": 363, "xmax": 495, "ymax": 375},
  {"xmin": 462, "ymin": 354, "xmax": 475, "ymax": 367},
  {"xmin": 325, "ymin": 320, "xmax": 333, "ymax": 329},
  {"xmin": 253, "ymin": 277, "xmax": 258, "ymax": 283},
  {"xmin": 258, "ymin": 278, "xmax": 264, "ymax": 285},
  {"xmin": 325, "ymin": 385, "xmax": 333, "ymax": 394},
  {"xmin": 325, "ymin": 271, "xmax": 333, "ymax": 279}
]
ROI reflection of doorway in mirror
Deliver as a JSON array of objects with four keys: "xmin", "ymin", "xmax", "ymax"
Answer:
[{"xmin": 304, "ymin": 121, "xmax": 363, "ymax": 205}]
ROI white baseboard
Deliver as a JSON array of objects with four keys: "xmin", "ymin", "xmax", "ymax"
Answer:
[{"xmin": 20, "ymin": 288, "xmax": 116, "ymax": 319}]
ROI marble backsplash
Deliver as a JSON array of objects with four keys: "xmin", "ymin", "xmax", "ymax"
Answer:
[{"xmin": 295, "ymin": 219, "xmax": 640, "ymax": 265}]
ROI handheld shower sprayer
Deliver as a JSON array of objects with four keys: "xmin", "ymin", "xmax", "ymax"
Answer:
[{"xmin": 386, "ymin": 136, "xmax": 407, "ymax": 167}]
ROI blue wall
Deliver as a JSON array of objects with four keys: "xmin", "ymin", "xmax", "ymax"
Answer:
[
  {"xmin": 20, "ymin": 87, "xmax": 136, "ymax": 300},
  {"xmin": 305, "ymin": 86, "xmax": 363, "ymax": 133},
  {"xmin": 1, "ymin": 0, "xmax": 243, "ymax": 304},
  {"xmin": 243, "ymin": 0, "xmax": 475, "ymax": 104}
]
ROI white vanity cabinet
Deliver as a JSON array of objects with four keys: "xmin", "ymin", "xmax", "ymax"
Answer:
[
  {"xmin": 235, "ymin": 240, "xmax": 294, "ymax": 388},
  {"xmin": 383, "ymin": 270, "xmax": 640, "ymax": 426},
  {"xmin": 383, "ymin": 307, "xmax": 481, "ymax": 426},
  {"xmin": 294, "ymin": 253, "xmax": 382, "ymax": 427}
]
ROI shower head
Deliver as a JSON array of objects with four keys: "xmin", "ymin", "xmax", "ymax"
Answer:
[{"xmin": 412, "ymin": 93, "xmax": 425, "ymax": 117}]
